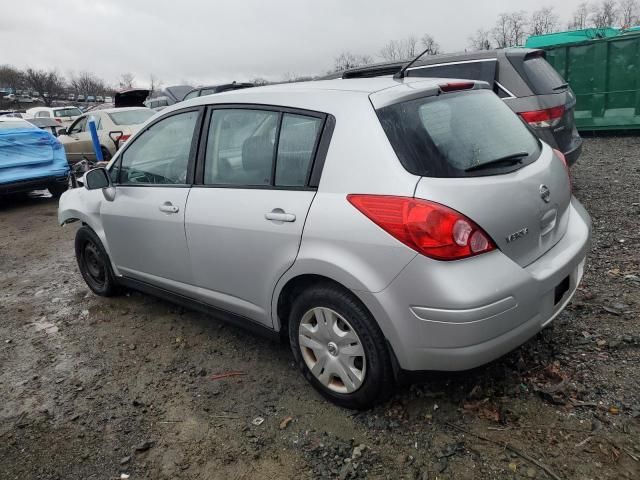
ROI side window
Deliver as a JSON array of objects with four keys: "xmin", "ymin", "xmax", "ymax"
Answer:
[
  {"xmin": 87, "ymin": 115, "xmax": 102, "ymax": 130},
  {"xmin": 36, "ymin": 111, "xmax": 50, "ymax": 118},
  {"xmin": 69, "ymin": 117, "xmax": 87, "ymax": 134},
  {"xmin": 204, "ymin": 109, "xmax": 279, "ymax": 186},
  {"xmin": 411, "ymin": 60, "xmax": 497, "ymax": 86},
  {"xmin": 275, "ymin": 114, "xmax": 323, "ymax": 187},
  {"xmin": 119, "ymin": 110, "xmax": 198, "ymax": 185}
]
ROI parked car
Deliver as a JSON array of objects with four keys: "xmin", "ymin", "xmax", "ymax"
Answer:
[
  {"xmin": 114, "ymin": 89, "xmax": 149, "ymax": 108},
  {"xmin": 182, "ymin": 82, "xmax": 254, "ymax": 101},
  {"xmin": 96, "ymin": 95, "xmax": 104, "ymax": 103},
  {"xmin": 25, "ymin": 117, "xmax": 65, "ymax": 137},
  {"xmin": 17, "ymin": 95, "xmax": 35, "ymax": 104},
  {"xmin": 0, "ymin": 116, "xmax": 69, "ymax": 196},
  {"xmin": 0, "ymin": 110, "xmax": 28, "ymax": 118},
  {"xmin": 68, "ymin": 93, "xmax": 76, "ymax": 101},
  {"xmin": 104, "ymin": 96, "xmax": 113, "ymax": 103},
  {"xmin": 58, "ymin": 77, "xmax": 591, "ymax": 408},
  {"xmin": 144, "ymin": 96, "xmax": 171, "ymax": 111},
  {"xmin": 328, "ymin": 49, "xmax": 583, "ymax": 165},
  {"xmin": 26, "ymin": 106, "xmax": 83, "ymax": 127},
  {"xmin": 77, "ymin": 94, "xmax": 86, "ymax": 102},
  {"xmin": 86, "ymin": 95, "xmax": 96, "ymax": 103},
  {"xmin": 58, "ymin": 107, "xmax": 155, "ymax": 163}
]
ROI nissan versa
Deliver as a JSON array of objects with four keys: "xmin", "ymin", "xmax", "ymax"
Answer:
[{"xmin": 58, "ymin": 77, "xmax": 591, "ymax": 409}]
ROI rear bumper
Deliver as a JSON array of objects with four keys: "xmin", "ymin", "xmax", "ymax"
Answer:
[
  {"xmin": 0, "ymin": 173, "xmax": 69, "ymax": 194},
  {"xmin": 563, "ymin": 138, "xmax": 583, "ymax": 166},
  {"xmin": 356, "ymin": 197, "xmax": 591, "ymax": 372}
]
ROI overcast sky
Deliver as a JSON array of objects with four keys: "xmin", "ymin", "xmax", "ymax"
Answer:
[{"xmin": 1, "ymin": 0, "xmax": 585, "ymax": 88}]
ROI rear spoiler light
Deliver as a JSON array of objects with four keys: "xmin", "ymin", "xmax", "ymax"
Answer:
[
  {"xmin": 519, "ymin": 105, "xmax": 565, "ymax": 128},
  {"xmin": 439, "ymin": 81, "xmax": 475, "ymax": 93}
]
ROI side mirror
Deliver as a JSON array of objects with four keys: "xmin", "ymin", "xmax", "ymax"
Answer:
[
  {"xmin": 84, "ymin": 167, "xmax": 111, "ymax": 190},
  {"xmin": 58, "ymin": 128, "xmax": 67, "ymax": 136},
  {"xmin": 84, "ymin": 167, "xmax": 116, "ymax": 201}
]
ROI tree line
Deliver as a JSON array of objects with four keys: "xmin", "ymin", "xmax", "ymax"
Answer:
[
  {"xmin": 334, "ymin": 0, "xmax": 639, "ymax": 72},
  {"xmin": 0, "ymin": 67, "xmax": 147, "ymax": 107}
]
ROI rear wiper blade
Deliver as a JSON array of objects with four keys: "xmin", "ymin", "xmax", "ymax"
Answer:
[
  {"xmin": 552, "ymin": 83, "xmax": 569, "ymax": 91},
  {"xmin": 465, "ymin": 152, "xmax": 529, "ymax": 172}
]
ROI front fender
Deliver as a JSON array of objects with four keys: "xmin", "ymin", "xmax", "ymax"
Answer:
[{"xmin": 58, "ymin": 187, "xmax": 119, "ymax": 276}]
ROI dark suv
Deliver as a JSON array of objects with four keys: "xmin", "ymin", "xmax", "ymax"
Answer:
[{"xmin": 329, "ymin": 49, "xmax": 582, "ymax": 165}]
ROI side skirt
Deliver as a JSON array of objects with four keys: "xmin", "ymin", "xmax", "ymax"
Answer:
[{"xmin": 117, "ymin": 276, "xmax": 280, "ymax": 341}]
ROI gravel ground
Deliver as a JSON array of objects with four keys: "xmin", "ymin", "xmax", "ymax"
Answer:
[{"xmin": 1, "ymin": 136, "xmax": 639, "ymax": 479}]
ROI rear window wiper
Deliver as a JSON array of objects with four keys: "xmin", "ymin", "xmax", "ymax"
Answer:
[
  {"xmin": 552, "ymin": 83, "xmax": 569, "ymax": 91},
  {"xmin": 465, "ymin": 152, "xmax": 529, "ymax": 172}
]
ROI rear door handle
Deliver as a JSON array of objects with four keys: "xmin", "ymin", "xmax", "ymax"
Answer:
[
  {"xmin": 265, "ymin": 210, "xmax": 296, "ymax": 222},
  {"xmin": 159, "ymin": 202, "xmax": 179, "ymax": 214}
]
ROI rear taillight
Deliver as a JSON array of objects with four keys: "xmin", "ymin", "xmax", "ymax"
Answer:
[
  {"xmin": 347, "ymin": 195, "xmax": 496, "ymax": 261},
  {"xmin": 553, "ymin": 148, "xmax": 572, "ymax": 193},
  {"xmin": 439, "ymin": 81, "xmax": 475, "ymax": 93},
  {"xmin": 519, "ymin": 105, "xmax": 565, "ymax": 128},
  {"xmin": 54, "ymin": 118, "xmax": 62, "ymax": 124}
]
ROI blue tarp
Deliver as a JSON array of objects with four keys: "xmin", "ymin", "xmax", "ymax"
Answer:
[{"xmin": 0, "ymin": 127, "xmax": 69, "ymax": 185}]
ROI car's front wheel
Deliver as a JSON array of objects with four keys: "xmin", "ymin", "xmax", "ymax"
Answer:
[
  {"xmin": 74, "ymin": 226, "xmax": 119, "ymax": 297},
  {"xmin": 288, "ymin": 283, "xmax": 394, "ymax": 409}
]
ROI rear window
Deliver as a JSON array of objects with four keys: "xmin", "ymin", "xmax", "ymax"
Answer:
[
  {"xmin": 108, "ymin": 109, "xmax": 154, "ymax": 126},
  {"xmin": 54, "ymin": 107, "xmax": 82, "ymax": 118},
  {"xmin": 377, "ymin": 89, "xmax": 540, "ymax": 178},
  {"xmin": 522, "ymin": 56, "xmax": 567, "ymax": 94}
]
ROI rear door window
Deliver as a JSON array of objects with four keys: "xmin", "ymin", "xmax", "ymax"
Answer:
[
  {"xmin": 377, "ymin": 89, "xmax": 540, "ymax": 178},
  {"xmin": 521, "ymin": 56, "xmax": 568, "ymax": 94},
  {"xmin": 275, "ymin": 114, "xmax": 323, "ymax": 187}
]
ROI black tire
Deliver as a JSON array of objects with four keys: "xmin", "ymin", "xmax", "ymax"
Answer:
[
  {"xmin": 288, "ymin": 283, "xmax": 394, "ymax": 409},
  {"xmin": 48, "ymin": 181, "xmax": 68, "ymax": 198},
  {"xmin": 74, "ymin": 226, "xmax": 120, "ymax": 297}
]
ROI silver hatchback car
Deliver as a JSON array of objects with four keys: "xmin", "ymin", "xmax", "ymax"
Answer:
[{"xmin": 59, "ymin": 77, "xmax": 591, "ymax": 409}]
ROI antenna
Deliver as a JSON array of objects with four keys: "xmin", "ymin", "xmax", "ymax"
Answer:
[{"xmin": 394, "ymin": 46, "xmax": 433, "ymax": 80}]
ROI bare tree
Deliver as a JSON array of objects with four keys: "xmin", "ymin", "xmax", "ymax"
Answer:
[
  {"xmin": 23, "ymin": 68, "xmax": 65, "ymax": 106},
  {"xmin": 333, "ymin": 52, "xmax": 374, "ymax": 72},
  {"xmin": 71, "ymin": 72, "xmax": 105, "ymax": 97},
  {"xmin": 492, "ymin": 13, "xmax": 512, "ymax": 48},
  {"xmin": 509, "ymin": 11, "xmax": 529, "ymax": 46},
  {"xmin": 379, "ymin": 39, "xmax": 404, "ymax": 61},
  {"xmin": 568, "ymin": 2, "xmax": 590, "ymax": 29},
  {"xmin": 530, "ymin": 6, "xmax": 560, "ymax": 35},
  {"xmin": 468, "ymin": 29, "xmax": 493, "ymax": 50},
  {"xmin": 618, "ymin": 0, "xmax": 639, "ymax": 26},
  {"xmin": 0, "ymin": 65, "xmax": 25, "ymax": 93},
  {"xmin": 118, "ymin": 72, "xmax": 135, "ymax": 90},
  {"xmin": 420, "ymin": 34, "xmax": 441, "ymax": 55},
  {"xmin": 404, "ymin": 35, "xmax": 420, "ymax": 58},
  {"xmin": 149, "ymin": 73, "xmax": 163, "ymax": 96},
  {"xmin": 591, "ymin": 0, "xmax": 619, "ymax": 27}
]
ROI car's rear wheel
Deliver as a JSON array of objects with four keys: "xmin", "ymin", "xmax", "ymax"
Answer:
[
  {"xmin": 75, "ymin": 226, "xmax": 119, "ymax": 297},
  {"xmin": 288, "ymin": 283, "xmax": 393, "ymax": 409}
]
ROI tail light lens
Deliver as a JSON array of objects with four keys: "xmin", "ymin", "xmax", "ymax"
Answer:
[
  {"xmin": 54, "ymin": 118, "xmax": 62, "ymax": 124},
  {"xmin": 519, "ymin": 105, "xmax": 565, "ymax": 128},
  {"xmin": 553, "ymin": 148, "xmax": 571, "ymax": 193},
  {"xmin": 439, "ymin": 81, "xmax": 475, "ymax": 93},
  {"xmin": 117, "ymin": 134, "xmax": 131, "ymax": 146},
  {"xmin": 347, "ymin": 195, "xmax": 496, "ymax": 261}
]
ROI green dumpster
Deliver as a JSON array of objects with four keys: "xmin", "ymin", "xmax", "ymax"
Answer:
[{"xmin": 526, "ymin": 28, "xmax": 640, "ymax": 131}]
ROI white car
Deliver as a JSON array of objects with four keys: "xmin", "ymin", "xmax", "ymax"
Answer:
[
  {"xmin": 26, "ymin": 106, "xmax": 83, "ymax": 127},
  {"xmin": 104, "ymin": 96, "xmax": 113, "ymax": 103}
]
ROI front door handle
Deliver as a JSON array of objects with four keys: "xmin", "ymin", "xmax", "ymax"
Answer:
[
  {"xmin": 265, "ymin": 209, "xmax": 296, "ymax": 222},
  {"xmin": 159, "ymin": 202, "xmax": 179, "ymax": 214}
]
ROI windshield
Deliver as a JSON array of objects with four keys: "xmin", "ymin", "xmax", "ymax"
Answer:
[
  {"xmin": 377, "ymin": 89, "xmax": 540, "ymax": 177},
  {"xmin": 54, "ymin": 107, "xmax": 82, "ymax": 118},
  {"xmin": 108, "ymin": 109, "xmax": 154, "ymax": 125},
  {"xmin": 0, "ymin": 119, "xmax": 36, "ymax": 130}
]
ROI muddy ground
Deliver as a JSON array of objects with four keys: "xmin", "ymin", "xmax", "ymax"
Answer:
[{"xmin": 1, "ymin": 136, "xmax": 639, "ymax": 480}]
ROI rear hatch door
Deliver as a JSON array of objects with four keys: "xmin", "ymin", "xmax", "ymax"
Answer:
[
  {"xmin": 375, "ymin": 86, "xmax": 571, "ymax": 267},
  {"xmin": 114, "ymin": 89, "xmax": 150, "ymax": 108}
]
